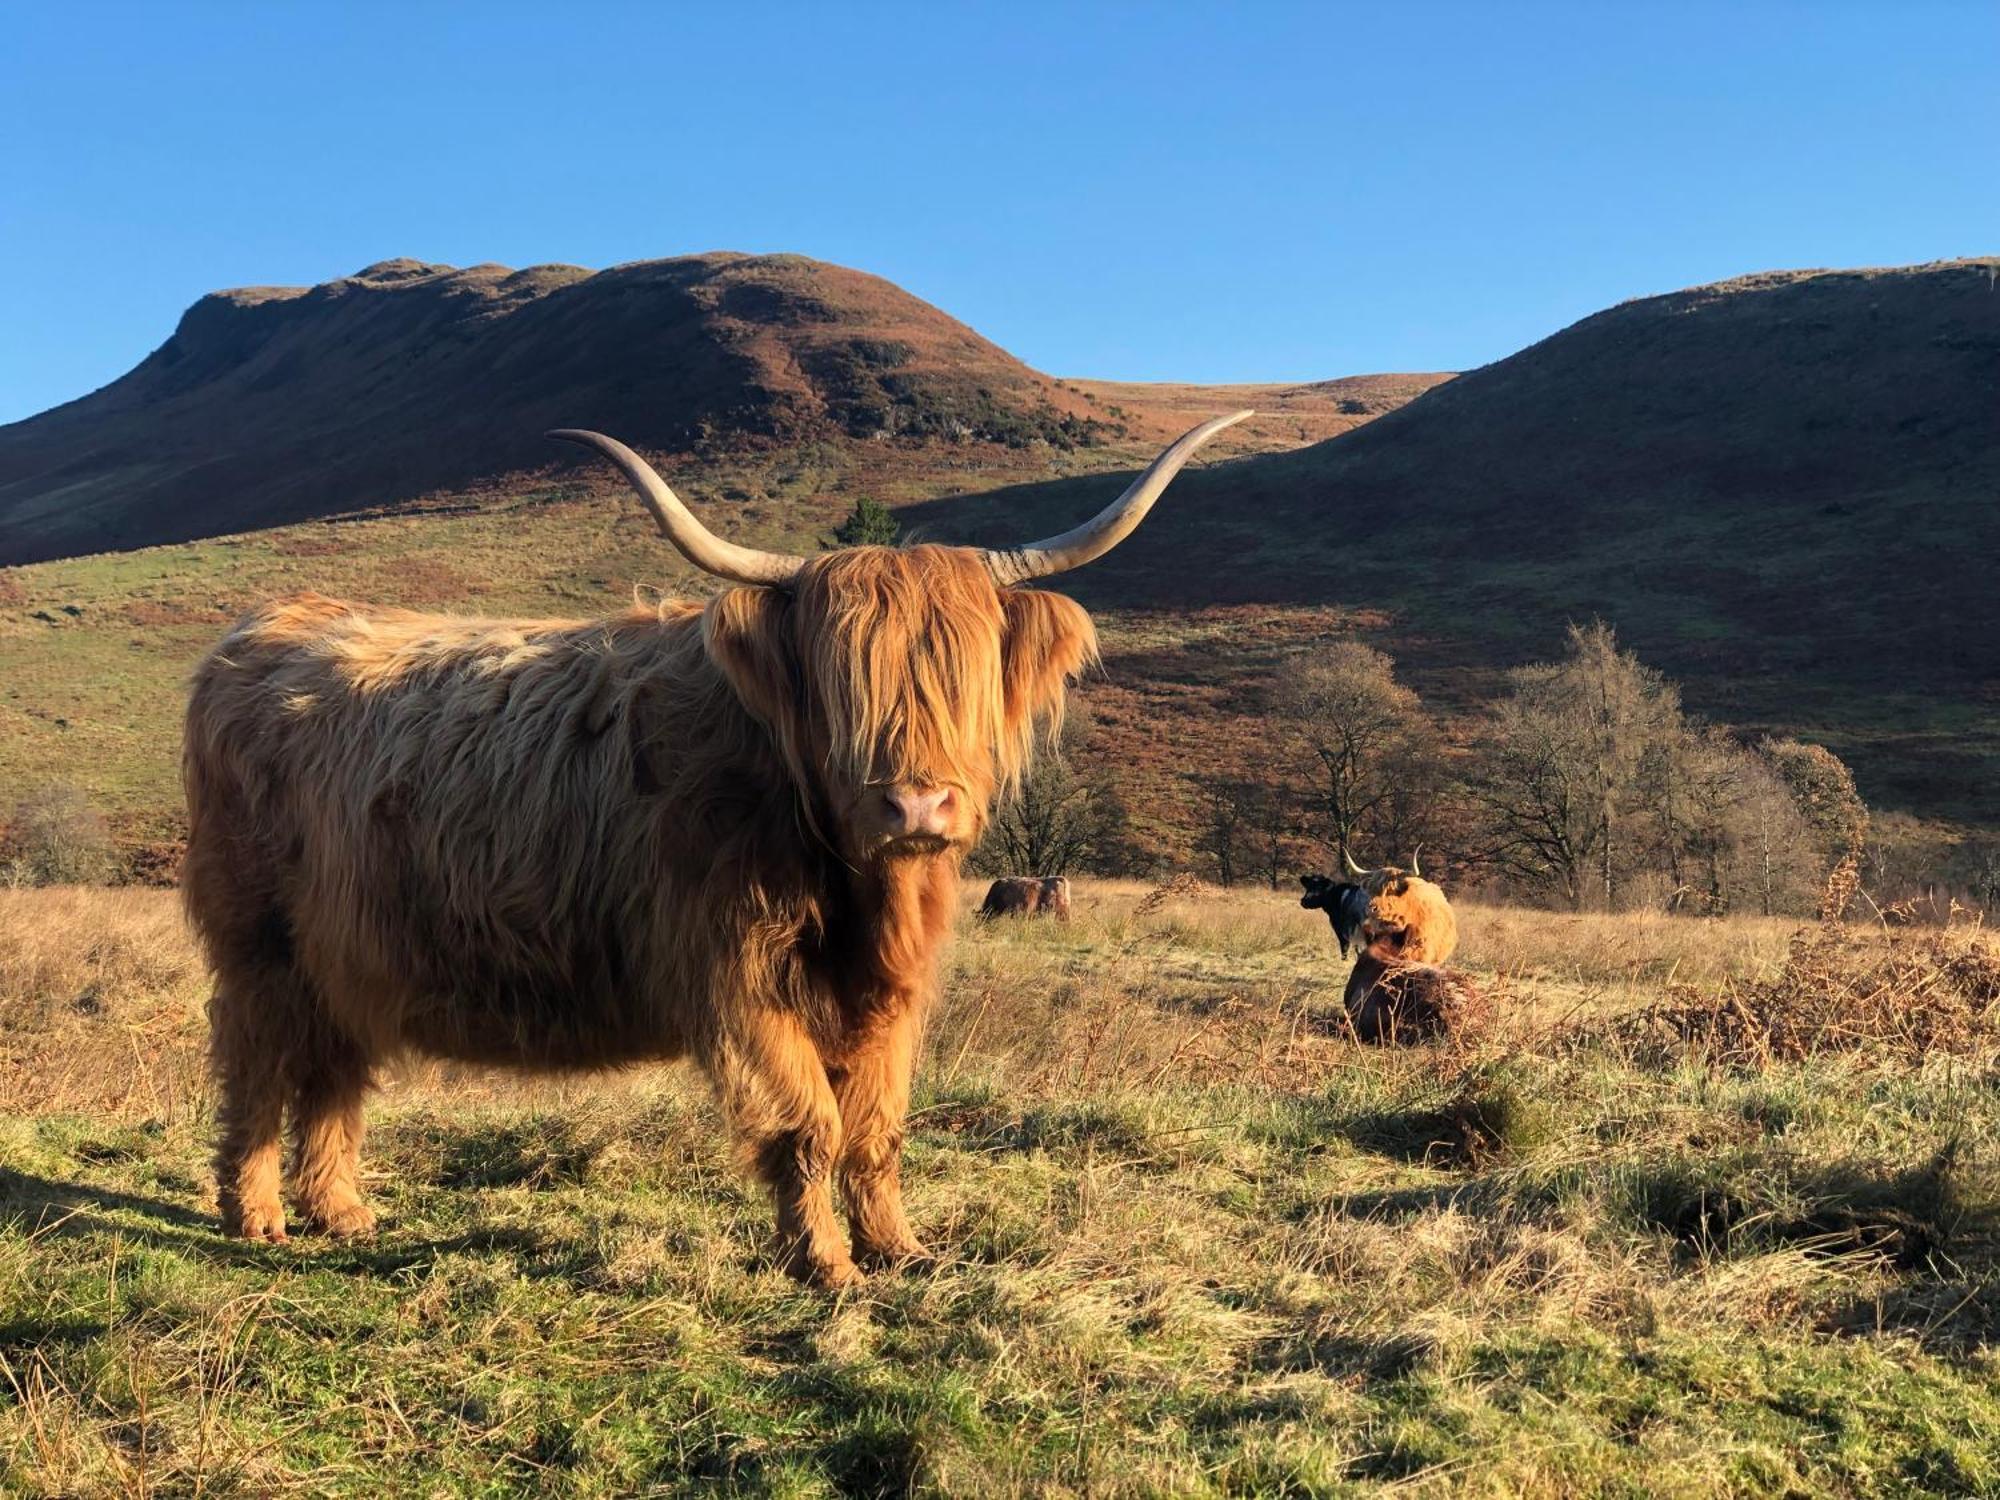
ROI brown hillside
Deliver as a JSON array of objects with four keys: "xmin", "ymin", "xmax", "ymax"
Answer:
[
  {"xmin": 0, "ymin": 252, "xmax": 1431, "ymax": 564},
  {"xmin": 909, "ymin": 260, "xmax": 2000, "ymax": 822},
  {"xmin": 0, "ymin": 253, "xmax": 1088, "ymax": 561}
]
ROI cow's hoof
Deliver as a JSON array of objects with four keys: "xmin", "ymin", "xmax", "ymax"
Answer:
[
  {"xmin": 812, "ymin": 1258, "xmax": 866, "ymax": 1292},
  {"xmin": 857, "ymin": 1238, "xmax": 936, "ymax": 1274},
  {"xmin": 776, "ymin": 1238, "xmax": 864, "ymax": 1290},
  {"xmin": 785, "ymin": 1252, "xmax": 864, "ymax": 1292},
  {"xmin": 223, "ymin": 1203, "xmax": 289, "ymax": 1244},
  {"xmin": 303, "ymin": 1202, "xmax": 378, "ymax": 1240}
]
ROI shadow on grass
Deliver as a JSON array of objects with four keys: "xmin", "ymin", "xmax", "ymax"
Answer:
[
  {"xmin": 0, "ymin": 1167, "xmax": 213, "ymax": 1231},
  {"xmin": 0, "ymin": 1315, "xmax": 109, "ymax": 1357},
  {"xmin": 1335, "ymin": 1067, "xmax": 1556, "ymax": 1169},
  {"xmin": 1302, "ymin": 1181, "xmax": 1481, "ymax": 1223},
  {"xmin": 1251, "ymin": 1328, "xmax": 1438, "ymax": 1384},
  {"xmin": 1620, "ymin": 1147, "xmax": 1994, "ymax": 1272},
  {"xmin": 1824, "ymin": 1276, "xmax": 2000, "ymax": 1354},
  {"xmin": 0, "ymin": 1165, "xmax": 556, "ymax": 1279}
]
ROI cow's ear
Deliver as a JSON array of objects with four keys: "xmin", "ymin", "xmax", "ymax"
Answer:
[
  {"xmin": 703, "ymin": 587, "xmax": 798, "ymax": 732},
  {"xmin": 999, "ymin": 589, "xmax": 1097, "ymax": 740}
]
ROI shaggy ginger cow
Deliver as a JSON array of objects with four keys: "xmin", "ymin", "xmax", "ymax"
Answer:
[
  {"xmin": 183, "ymin": 413, "xmax": 1250, "ymax": 1288},
  {"xmin": 1331, "ymin": 849, "xmax": 1479, "ymax": 1043},
  {"xmin": 1340, "ymin": 848, "xmax": 1458, "ymax": 966}
]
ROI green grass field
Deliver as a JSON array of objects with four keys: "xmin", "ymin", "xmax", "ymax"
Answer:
[{"xmin": 3, "ymin": 882, "xmax": 1995, "ymax": 1496}]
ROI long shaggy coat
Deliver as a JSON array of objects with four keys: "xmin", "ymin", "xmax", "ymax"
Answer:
[
  {"xmin": 183, "ymin": 546, "xmax": 1092, "ymax": 1286},
  {"xmin": 1356, "ymin": 870, "xmax": 1459, "ymax": 967}
]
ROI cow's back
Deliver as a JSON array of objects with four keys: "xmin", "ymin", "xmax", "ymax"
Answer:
[
  {"xmin": 979, "ymin": 876, "xmax": 1043, "ymax": 917},
  {"xmin": 182, "ymin": 593, "xmax": 755, "ymax": 1064}
]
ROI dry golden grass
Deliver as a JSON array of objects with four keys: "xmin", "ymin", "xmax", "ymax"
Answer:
[
  {"xmin": 0, "ymin": 886, "xmax": 209, "ymax": 1119},
  {"xmin": 2, "ymin": 881, "xmax": 1997, "ymax": 1495},
  {"xmin": 0, "ymin": 880, "xmax": 1911, "ymax": 1123}
]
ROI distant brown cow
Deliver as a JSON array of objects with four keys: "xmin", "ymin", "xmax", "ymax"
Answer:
[
  {"xmin": 182, "ymin": 412, "xmax": 1252, "ymax": 1288},
  {"xmin": 978, "ymin": 876, "xmax": 1072, "ymax": 920}
]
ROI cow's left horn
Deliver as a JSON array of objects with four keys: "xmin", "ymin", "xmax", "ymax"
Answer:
[
  {"xmin": 980, "ymin": 411, "xmax": 1255, "ymax": 585},
  {"xmin": 1408, "ymin": 844, "xmax": 1423, "ymax": 879},
  {"xmin": 549, "ymin": 430, "xmax": 807, "ymax": 587}
]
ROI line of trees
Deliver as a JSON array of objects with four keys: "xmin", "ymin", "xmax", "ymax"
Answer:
[
  {"xmin": 1256, "ymin": 622, "xmax": 1868, "ymax": 914},
  {"xmin": 1463, "ymin": 624, "xmax": 1864, "ymax": 913},
  {"xmin": 978, "ymin": 622, "xmax": 1877, "ymax": 917}
]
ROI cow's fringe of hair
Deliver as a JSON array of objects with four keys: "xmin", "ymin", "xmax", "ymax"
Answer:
[{"xmin": 793, "ymin": 546, "xmax": 1096, "ymax": 806}]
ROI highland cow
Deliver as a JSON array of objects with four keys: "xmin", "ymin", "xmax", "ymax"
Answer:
[
  {"xmin": 182, "ymin": 412, "xmax": 1252, "ymax": 1287},
  {"xmin": 1339, "ymin": 848, "xmax": 1459, "ymax": 966},
  {"xmin": 978, "ymin": 876, "xmax": 1072, "ymax": 920},
  {"xmin": 1342, "ymin": 952, "xmax": 1489, "ymax": 1044}
]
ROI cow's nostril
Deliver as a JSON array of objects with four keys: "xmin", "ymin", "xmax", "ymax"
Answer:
[{"xmin": 883, "ymin": 785, "xmax": 953, "ymax": 834}]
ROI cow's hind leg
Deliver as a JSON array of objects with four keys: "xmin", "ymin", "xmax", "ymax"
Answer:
[
  {"xmin": 210, "ymin": 975, "xmax": 292, "ymax": 1243},
  {"xmin": 834, "ymin": 1002, "xmax": 930, "ymax": 1269},
  {"xmin": 289, "ymin": 1013, "xmax": 377, "ymax": 1238},
  {"xmin": 710, "ymin": 1009, "xmax": 857, "ymax": 1290}
]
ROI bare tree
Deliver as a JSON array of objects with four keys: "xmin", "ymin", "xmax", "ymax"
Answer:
[
  {"xmin": 1470, "ymin": 622, "xmax": 1682, "ymax": 909},
  {"xmin": 1193, "ymin": 771, "xmax": 1298, "ymax": 888},
  {"xmin": 1760, "ymin": 738, "xmax": 1869, "ymax": 860},
  {"xmin": 1, "ymin": 783, "xmax": 120, "ymax": 887},
  {"xmin": 1276, "ymin": 642, "xmax": 1442, "ymax": 867},
  {"xmin": 1193, "ymin": 774, "xmax": 1254, "ymax": 886},
  {"xmin": 975, "ymin": 720, "xmax": 1132, "ymax": 877},
  {"xmin": 1651, "ymin": 726, "xmax": 1818, "ymax": 915}
]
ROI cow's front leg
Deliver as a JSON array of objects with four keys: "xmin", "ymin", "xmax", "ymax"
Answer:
[
  {"xmin": 834, "ymin": 998, "xmax": 930, "ymax": 1269},
  {"xmin": 710, "ymin": 1007, "xmax": 859, "ymax": 1290}
]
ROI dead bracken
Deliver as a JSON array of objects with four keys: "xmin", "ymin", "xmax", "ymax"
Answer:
[{"xmin": 1610, "ymin": 925, "xmax": 2000, "ymax": 1064}]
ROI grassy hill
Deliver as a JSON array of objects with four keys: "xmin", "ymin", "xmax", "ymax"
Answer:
[
  {"xmin": 913, "ymin": 259, "xmax": 2000, "ymax": 826},
  {"xmin": 0, "ymin": 256, "xmax": 1993, "ymax": 868},
  {"xmin": 0, "ymin": 252, "xmax": 1436, "ymax": 564}
]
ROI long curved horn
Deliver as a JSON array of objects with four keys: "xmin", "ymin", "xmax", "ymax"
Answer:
[
  {"xmin": 981, "ymin": 411, "xmax": 1254, "ymax": 585},
  {"xmin": 1343, "ymin": 849, "xmax": 1366, "ymax": 877},
  {"xmin": 548, "ymin": 430, "xmax": 806, "ymax": 587},
  {"xmin": 1409, "ymin": 844, "xmax": 1423, "ymax": 879}
]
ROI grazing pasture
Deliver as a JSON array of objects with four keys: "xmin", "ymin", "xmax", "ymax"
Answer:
[{"xmin": 1, "ymin": 881, "xmax": 1996, "ymax": 1495}]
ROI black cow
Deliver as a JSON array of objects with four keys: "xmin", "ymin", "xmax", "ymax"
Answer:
[{"xmin": 1299, "ymin": 873, "xmax": 1370, "ymax": 958}]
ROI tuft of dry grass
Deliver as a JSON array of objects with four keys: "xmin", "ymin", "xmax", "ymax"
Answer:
[{"xmin": 0, "ymin": 887, "xmax": 209, "ymax": 1119}]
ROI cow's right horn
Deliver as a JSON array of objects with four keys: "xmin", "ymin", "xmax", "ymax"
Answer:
[
  {"xmin": 549, "ymin": 430, "xmax": 807, "ymax": 588},
  {"xmin": 980, "ymin": 411, "xmax": 1254, "ymax": 585},
  {"xmin": 1343, "ymin": 849, "xmax": 1366, "ymax": 877}
]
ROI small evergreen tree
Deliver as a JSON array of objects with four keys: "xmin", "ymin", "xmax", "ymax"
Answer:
[{"xmin": 823, "ymin": 497, "xmax": 901, "ymax": 550}]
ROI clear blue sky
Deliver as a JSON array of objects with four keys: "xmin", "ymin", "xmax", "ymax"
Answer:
[{"xmin": 3, "ymin": 1, "xmax": 1994, "ymax": 425}]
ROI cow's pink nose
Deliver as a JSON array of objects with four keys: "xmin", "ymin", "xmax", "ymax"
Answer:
[{"xmin": 883, "ymin": 785, "xmax": 956, "ymax": 836}]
